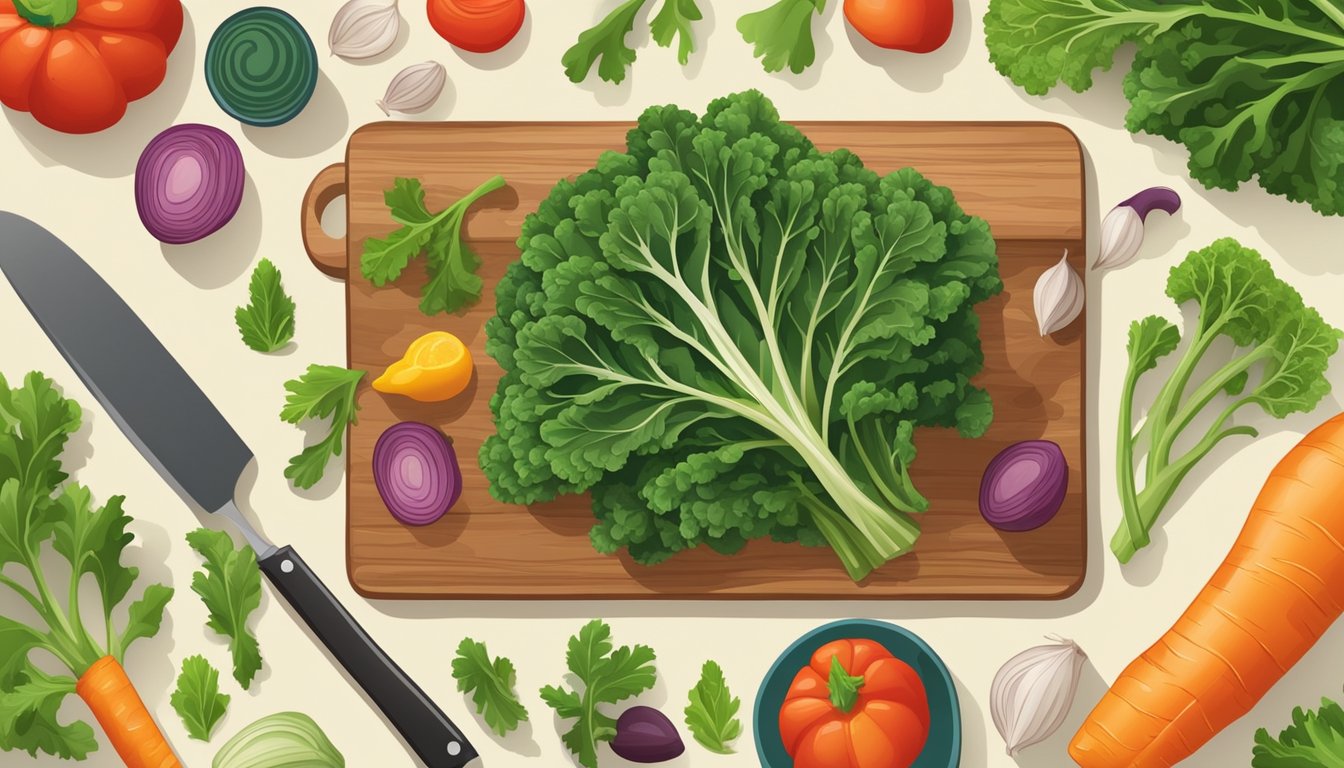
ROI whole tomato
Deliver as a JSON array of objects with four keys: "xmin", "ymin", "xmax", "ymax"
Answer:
[
  {"xmin": 0, "ymin": 0, "xmax": 184, "ymax": 134},
  {"xmin": 427, "ymin": 0, "xmax": 525, "ymax": 54},
  {"xmin": 845, "ymin": 0, "xmax": 953, "ymax": 54},
  {"xmin": 780, "ymin": 639, "xmax": 931, "ymax": 768}
]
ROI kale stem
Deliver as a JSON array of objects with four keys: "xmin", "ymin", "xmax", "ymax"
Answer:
[{"xmin": 1304, "ymin": 0, "xmax": 1344, "ymax": 36}]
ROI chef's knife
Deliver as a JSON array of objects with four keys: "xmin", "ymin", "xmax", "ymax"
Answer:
[{"xmin": 0, "ymin": 212, "xmax": 479, "ymax": 768}]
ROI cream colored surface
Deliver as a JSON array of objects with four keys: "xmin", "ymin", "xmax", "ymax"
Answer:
[{"xmin": 3, "ymin": 1, "xmax": 1344, "ymax": 766}]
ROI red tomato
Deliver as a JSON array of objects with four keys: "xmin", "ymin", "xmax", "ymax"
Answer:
[
  {"xmin": 0, "ymin": 0, "xmax": 183, "ymax": 133},
  {"xmin": 844, "ymin": 0, "xmax": 953, "ymax": 54},
  {"xmin": 780, "ymin": 639, "xmax": 930, "ymax": 768},
  {"xmin": 427, "ymin": 0, "xmax": 525, "ymax": 54}
]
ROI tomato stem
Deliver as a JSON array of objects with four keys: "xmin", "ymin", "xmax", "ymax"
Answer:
[
  {"xmin": 828, "ymin": 656, "xmax": 865, "ymax": 713},
  {"xmin": 12, "ymin": 0, "xmax": 78, "ymax": 27}
]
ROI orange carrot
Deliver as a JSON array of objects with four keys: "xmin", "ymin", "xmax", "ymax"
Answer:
[
  {"xmin": 1071, "ymin": 412, "xmax": 1344, "ymax": 767},
  {"xmin": 76, "ymin": 657, "xmax": 181, "ymax": 768}
]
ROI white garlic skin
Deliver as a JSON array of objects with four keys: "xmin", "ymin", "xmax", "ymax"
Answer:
[
  {"xmin": 990, "ymin": 637, "xmax": 1087, "ymax": 756},
  {"xmin": 1094, "ymin": 205, "xmax": 1143, "ymax": 271},
  {"xmin": 1034, "ymin": 250, "xmax": 1085, "ymax": 336},
  {"xmin": 378, "ymin": 61, "xmax": 447, "ymax": 116},
  {"xmin": 330, "ymin": 0, "xmax": 401, "ymax": 60}
]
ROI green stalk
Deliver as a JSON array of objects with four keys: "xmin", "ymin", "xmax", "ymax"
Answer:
[
  {"xmin": 1115, "ymin": 360, "xmax": 1149, "ymax": 550},
  {"xmin": 11, "ymin": 0, "xmax": 77, "ymax": 27},
  {"xmin": 1142, "ymin": 324, "xmax": 1222, "ymax": 485}
]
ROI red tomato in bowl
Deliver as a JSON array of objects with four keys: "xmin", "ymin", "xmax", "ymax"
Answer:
[
  {"xmin": 780, "ymin": 638, "xmax": 931, "ymax": 768},
  {"xmin": 427, "ymin": 0, "xmax": 525, "ymax": 54},
  {"xmin": 844, "ymin": 0, "xmax": 954, "ymax": 54}
]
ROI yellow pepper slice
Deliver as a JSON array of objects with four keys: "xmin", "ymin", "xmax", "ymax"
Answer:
[{"xmin": 372, "ymin": 331, "xmax": 473, "ymax": 402}]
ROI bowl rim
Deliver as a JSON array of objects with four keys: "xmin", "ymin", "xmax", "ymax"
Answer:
[{"xmin": 752, "ymin": 617, "xmax": 961, "ymax": 768}]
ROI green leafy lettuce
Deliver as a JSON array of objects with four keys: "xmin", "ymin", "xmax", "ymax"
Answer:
[
  {"xmin": 684, "ymin": 660, "xmax": 741, "ymax": 754},
  {"xmin": 1254, "ymin": 696, "xmax": 1344, "ymax": 765},
  {"xmin": 171, "ymin": 655, "xmax": 230, "ymax": 741},
  {"xmin": 481, "ymin": 90, "xmax": 1001, "ymax": 580},
  {"xmin": 540, "ymin": 620, "xmax": 657, "ymax": 768},
  {"xmin": 985, "ymin": 0, "xmax": 1344, "ymax": 216},
  {"xmin": 452, "ymin": 638, "xmax": 528, "ymax": 737},
  {"xmin": 1114, "ymin": 239, "xmax": 1340, "ymax": 562},
  {"xmin": 0, "ymin": 372, "xmax": 173, "ymax": 760},
  {"xmin": 187, "ymin": 528, "xmax": 263, "ymax": 689},
  {"xmin": 280, "ymin": 365, "xmax": 365, "ymax": 490},
  {"xmin": 235, "ymin": 258, "xmax": 296, "ymax": 353},
  {"xmin": 361, "ymin": 176, "xmax": 507, "ymax": 316},
  {"xmin": 738, "ymin": 0, "xmax": 827, "ymax": 74}
]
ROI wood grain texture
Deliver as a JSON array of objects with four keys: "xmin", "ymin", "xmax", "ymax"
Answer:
[{"xmin": 313, "ymin": 121, "xmax": 1086, "ymax": 599}]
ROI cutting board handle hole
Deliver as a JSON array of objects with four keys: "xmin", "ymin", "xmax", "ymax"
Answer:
[
  {"xmin": 320, "ymin": 194, "xmax": 348, "ymax": 240},
  {"xmin": 303, "ymin": 163, "xmax": 350, "ymax": 280}
]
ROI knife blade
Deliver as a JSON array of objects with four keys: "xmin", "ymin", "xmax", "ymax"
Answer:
[{"xmin": 0, "ymin": 212, "xmax": 479, "ymax": 768}]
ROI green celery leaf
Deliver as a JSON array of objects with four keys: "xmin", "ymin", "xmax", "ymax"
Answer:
[
  {"xmin": 119, "ymin": 584, "xmax": 174, "ymax": 657},
  {"xmin": 187, "ymin": 528, "xmax": 263, "ymax": 689},
  {"xmin": 1126, "ymin": 316, "xmax": 1181, "ymax": 376},
  {"xmin": 171, "ymin": 655, "xmax": 230, "ymax": 741},
  {"xmin": 737, "ymin": 0, "xmax": 826, "ymax": 74},
  {"xmin": 684, "ymin": 660, "xmax": 741, "ymax": 754},
  {"xmin": 235, "ymin": 258, "xmax": 297, "ymax": 353},
  {"xmin": 451, "ymin": 638, "xmax": 528, "ymax": 737},
  {"xmin": 51, "ymin": 485, "xmax": 136, "ymax": 626},
  {"xmin": 280, "ymin": 365, "xmax": 365, "ymax": 490},
  {"xmin": 650, "ymin": 0, "xmax": 702, "ymax": 64},
  {"xmin": 1254, "ymin": 697, "xmax": 1344, "ymax": 765},
  {"xmin": 0, "ymin": 371, "xmax": 81, "ymax": 511},
  {"xmin": 562, "ymin": 0, "xmax": 650, "ymax": 84}
]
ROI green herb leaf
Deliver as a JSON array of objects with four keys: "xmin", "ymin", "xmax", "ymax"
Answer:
[
  {"xmin": 0, "ymin": 664, "xmax": 95, "ymax": 759},
  {"xmin": 235, "ymin": 258, "xmax": 296, "ymax": 353},
  {"xmin": 684, "ymin": 660, "xmax": 741, "ymax": 754},
  {"xmin": 187, "ymin": 528, "xmax": 263, "ymax": 689},
  {"xmin": 359, "ymin": 176, "xmax": 506, "ymax": 316},
  {"xmin": 542, "ymin": 620, "xmax": 657, "ymax": 768},
  {"xmin": 0, "ymin": 371, "xmax": 81, "ymax": 510},
  {"xmin": 1254, "ymin": 696, "xmax": 1344, "ymax": 766},
  {"xmin": 280, "ymin": 365, "xmax": 365, "ymax": 490},
  {"xmin": 737, "ymin": 0, "xmax": 826, "ymax": 74},
  {"xmin": 650, "ymin": 0, "xmax": 702, "ymax": 65},
  {"xmin": 827, "ymin": 656, "xmax": 864, "ymax": 713},
  {"xmin": 452, "ymin": 638, "xmax": 529, "ymax": 737},
  {"xmin": 562, "ymin": 0, "xmax": 650, "ymax": 84},
  {"xmin": 171, "ymin": 655, "xmax": 230, "ymax": 741},
  {"xmin": 119, "ymin": 584, "xmax": 174, "ymax": 657}
]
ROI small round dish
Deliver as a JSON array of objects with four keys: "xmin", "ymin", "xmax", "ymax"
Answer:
[{"xmin": 755, "ymin": 618, "xmax": 961, "ymax": 768}]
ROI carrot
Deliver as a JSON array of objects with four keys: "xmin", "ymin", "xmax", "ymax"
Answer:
[
  {"xmin": 76, "ymin": 657, "xmax": 181, "ymax": 768},
  {"xmin": 1070, "ymin": 412, "xmax": 1344, "ymax": 767}
]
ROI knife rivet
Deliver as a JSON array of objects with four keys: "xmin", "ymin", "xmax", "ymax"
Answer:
[
  {"xmin": 447, "ymin": 742, "xmax": 461, "ymax": 756},
  {"xmin": 281, "ymin": 559, "xmax": 294, "ymax": 573}
]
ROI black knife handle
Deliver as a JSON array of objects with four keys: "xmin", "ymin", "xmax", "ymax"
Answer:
[{"xmin": 258, "ymin": 546, "xmax": 478, "ymax": 768}]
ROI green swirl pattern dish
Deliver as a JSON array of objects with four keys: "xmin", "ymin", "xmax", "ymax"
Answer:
[{"xmin": 205, "ymin": 7, "xmax": 318, "ymax": 127}]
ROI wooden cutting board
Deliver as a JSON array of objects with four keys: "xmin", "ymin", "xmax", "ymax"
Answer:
[{"xmin": 301, "ymin": 121, "xmax": 1086, "ymax": 600}]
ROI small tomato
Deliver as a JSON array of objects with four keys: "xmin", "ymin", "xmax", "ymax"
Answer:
[
  {"xmin": 427, "ymin": 0, "xmax": 525, "ymax": 54},
  {"xmin": 844, "ymin": 0, "xmax": 953, "ymax": 54},
  {"xmin": 780, "ymin": 638, "xmax": 931, "ymax": 768}
]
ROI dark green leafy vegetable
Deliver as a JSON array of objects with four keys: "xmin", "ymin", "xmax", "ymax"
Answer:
[
  {"xmin": 451, "ymin": 638, "xmax": 528, "ymax": 737},
  {"xmin": 1253, "ymin": 696, "xmax": 1344, "ymax": 765},
  {"xmin": 171, "ymin": 655, "xmax": 230, "ymax": 741},
  {"xmin": 540, "ymin": 620, "xmax": 657, "ymax": 768},
  {"xmin": 0, "ymin": 372, "xmax": 173, "ymax": 760},
  {"xmin": 738, "ymin": 0, "xmax": 827, "ymax": 74},
  {"xmin": 235, "ymin": 258, "xmax": 296, "ymax": 353},
  {"xmin": 481, "ymin": 90, "xmax": 1001, "ymax": 580},
  {"xmin": 1113, "ymin": 239, "xmax": 1340, "ymax": 562},
  {"xmin": 985, "ymin": 0, "xmax": 1344, "ymax": 216},
  {"xmin": 360, "ymin": 176, "xmax": 506, "ymax": 316},
  {"xmin": 187, "ymin": 528, "xmax": 263, "ymax": 690},
  {"xmin": 280, "ymin": 365, "xmax": 366, "ymax": 490},
  {"xmin": 684, "ymin": 660, "xmax": 741, "ymax": 754}
]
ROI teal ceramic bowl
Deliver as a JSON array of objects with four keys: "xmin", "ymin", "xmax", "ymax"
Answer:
[{"xmin": 754, "ymin": 619, "xmax": 961, "ymax": 768}]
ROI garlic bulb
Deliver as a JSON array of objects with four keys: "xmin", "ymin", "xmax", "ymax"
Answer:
[
  {"xmin": 1093, "ymin": 186, "xmax": 1182, "ymax": 271},
  {"xmin": 377, "ymin": 61, "xmax": 447, "ymax": 116},
  {"xmin": 990, "ymin": 636, "xmax": 1087, "ymax": 756},
  {"xmin": 1033, "ymin": 250, "xmax": 1084, "ymax": 336},
  {"xmin": 329, "ymin": 0, "xmax": 401, "ymax": 60}
]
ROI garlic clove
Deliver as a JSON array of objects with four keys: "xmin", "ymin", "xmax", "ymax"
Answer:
[
  {"xmin": 378, "ymin": 61, "xmax": 447, "ymax": 117},
  {"xmin": 1034, "ymin": 250, "xmax": 1084, "ymax": 336},
  {"xmin": 991, "ymin": 637, "xmax": 1087, "ymax": 756},
  {"xmin": 1094, "ymin": 205, "xmax": 1142, "ymax": 272},
  {"xmin": 330, "ymin": 0, "xmax": 401, "ymax": 61}
]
